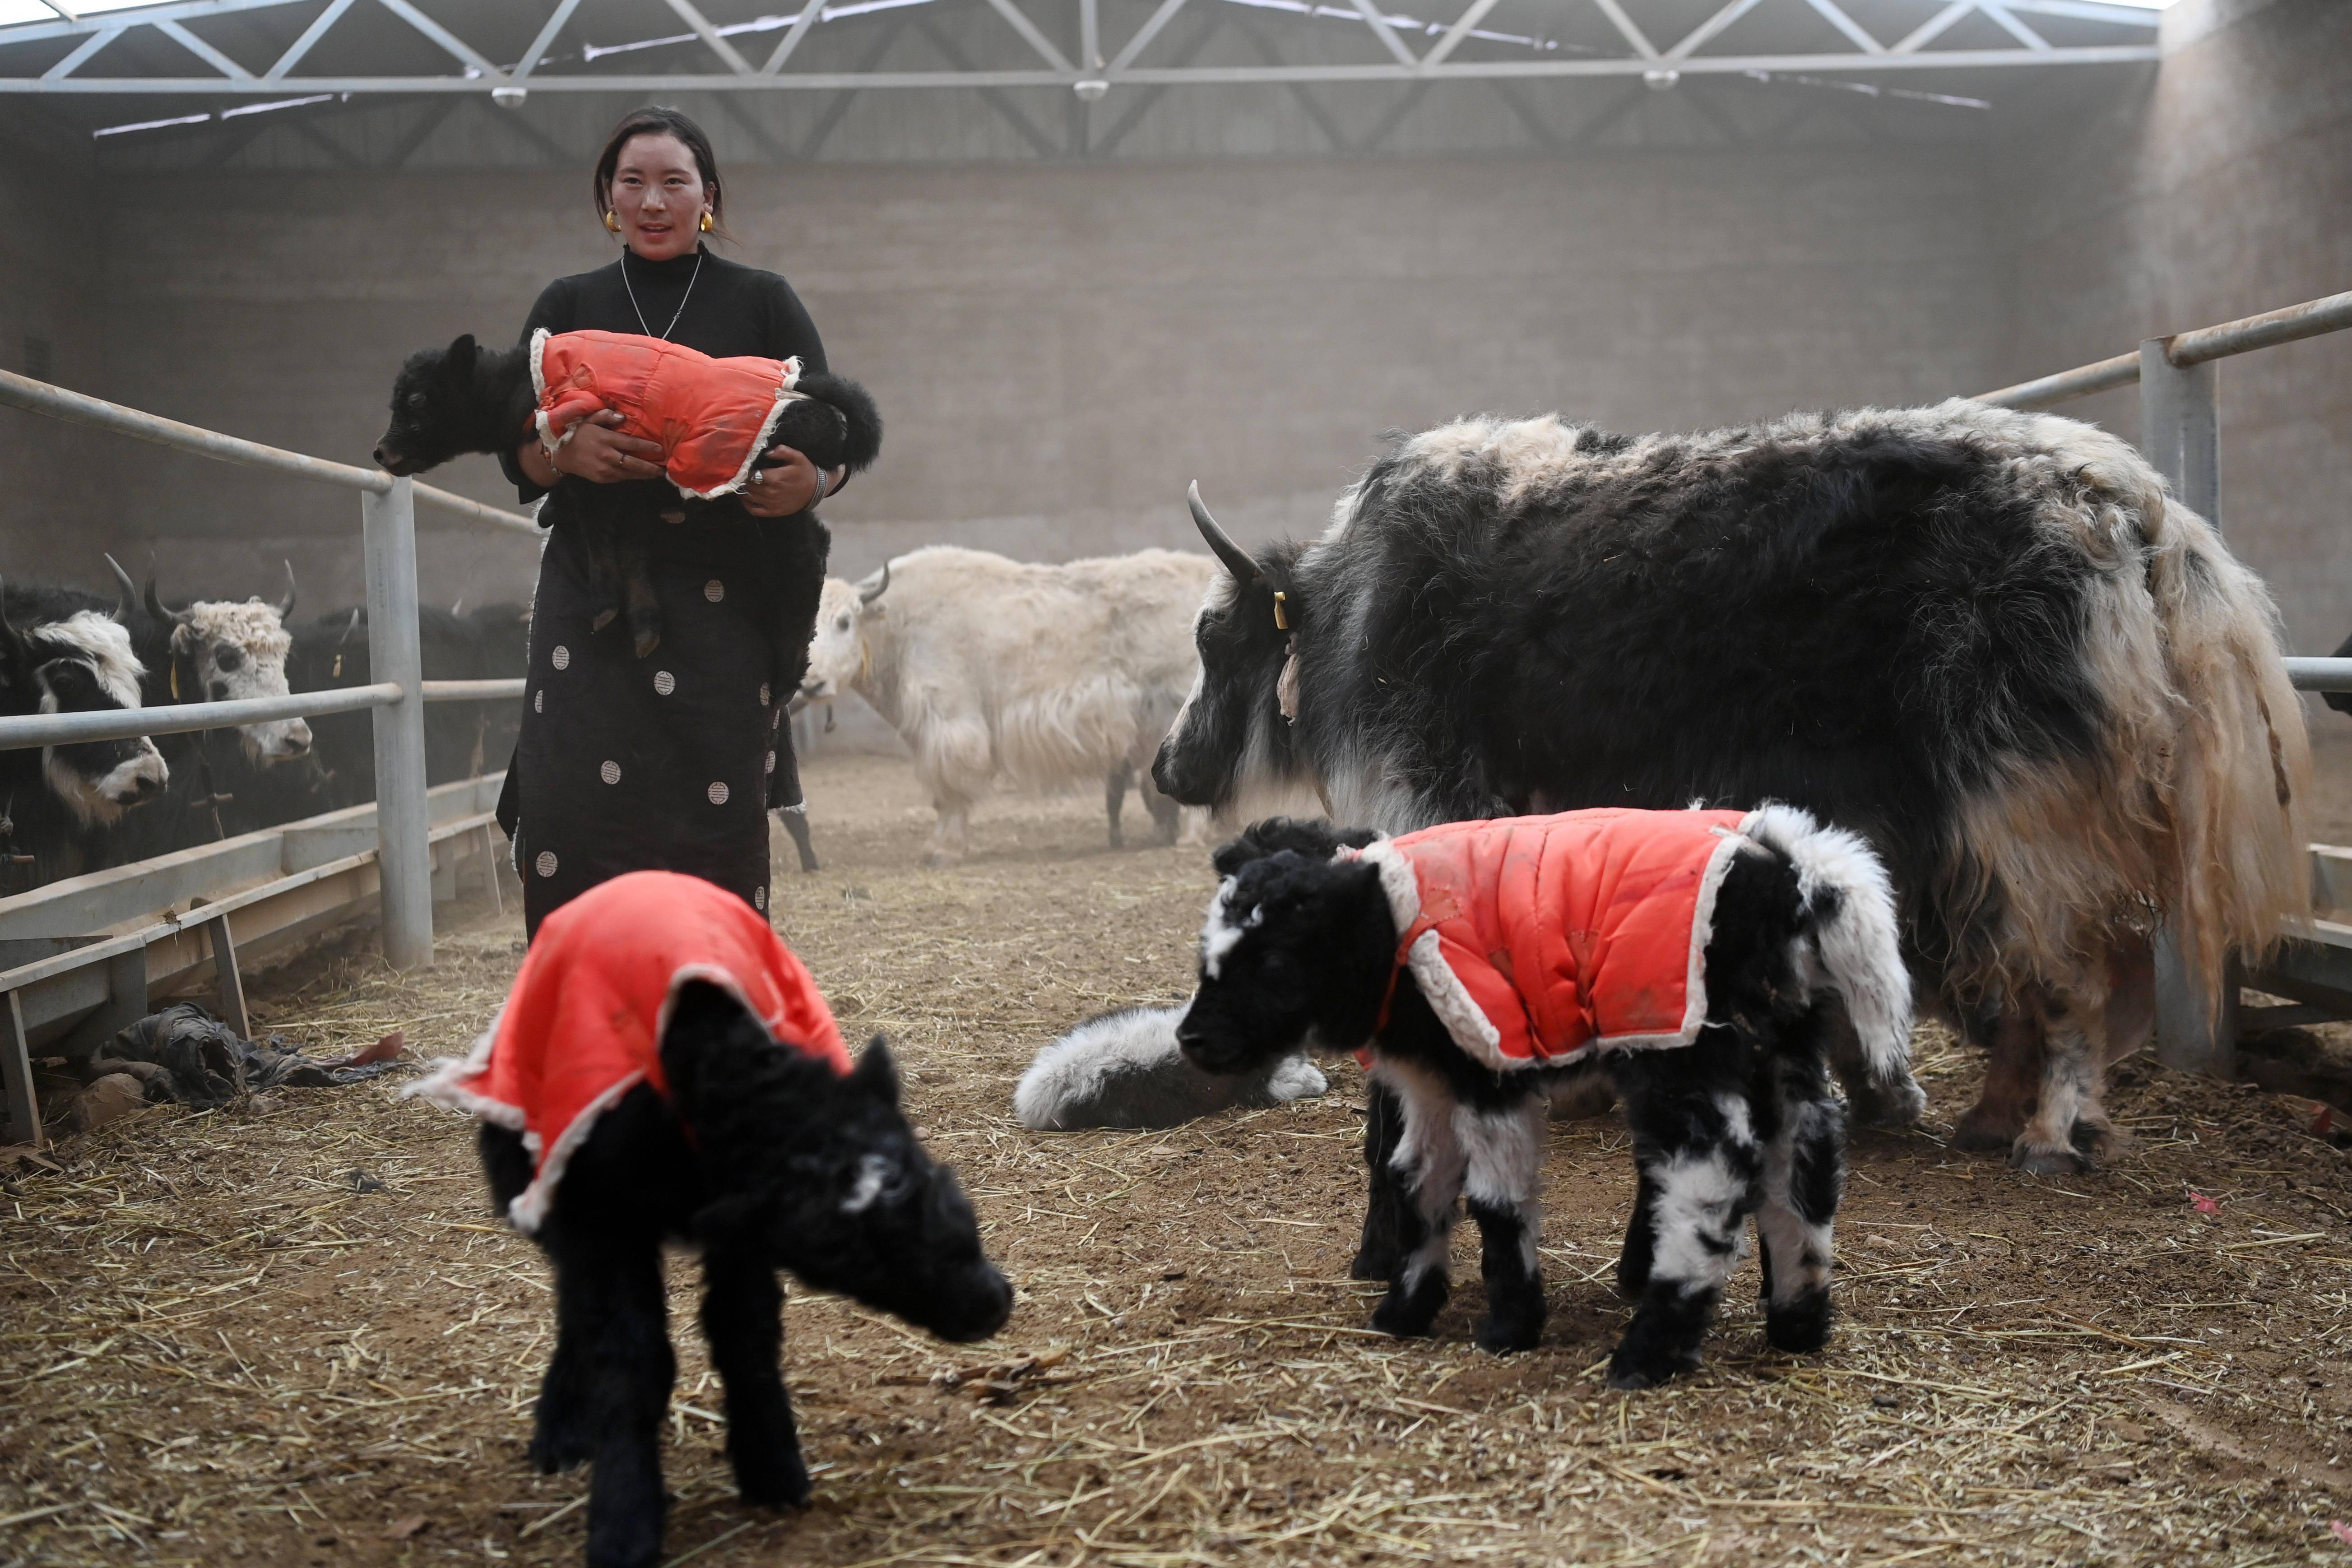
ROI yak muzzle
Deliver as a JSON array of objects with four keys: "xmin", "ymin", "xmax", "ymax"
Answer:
[{"xmin": 1149, "ymin": 738, "xmax": 1194, "ymax": 804}]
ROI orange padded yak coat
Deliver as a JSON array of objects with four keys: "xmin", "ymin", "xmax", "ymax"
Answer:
[
  {"xmin": 409, "ymin": 870, "xmax": 850, "ymax": 1233},
  {"xmin": 1350, "ymin": 808, "xmax": 1753, "ymax": 1073},
  {"xmin": 530, "ymin": 328, "xmax": 807, "ymax": 500}
]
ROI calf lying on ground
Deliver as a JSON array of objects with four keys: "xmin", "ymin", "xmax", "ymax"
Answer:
[
  {"xmin": 374, "ymin": 330, "xmax": 880, "ymax": 666},
  {"xmin": 1015, "ymin": 1003, "xmax": 1327, "ymax": 1129},
  {"xmin": 1176, "ymin": 807, "xmax": 1913, "ymax": 1389},
  {"xmin": 411, "ymin": 872, "xmax": 1008, "ymax": 1568}
]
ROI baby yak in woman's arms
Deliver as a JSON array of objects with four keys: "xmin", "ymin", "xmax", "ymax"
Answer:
[{"xmin": 374, "ymin": 329, "xmax": 880, "ymax": 664}]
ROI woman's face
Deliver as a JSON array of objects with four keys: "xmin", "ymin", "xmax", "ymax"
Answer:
[{"xmin": 608, "ymin": 132, "xmax": 711, "ymax": 262}]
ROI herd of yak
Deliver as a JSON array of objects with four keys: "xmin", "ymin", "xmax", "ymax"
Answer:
[
  {"xmin": 3, "ymin": 385, "xmax": 2338, "ymax": 1568},
  {"xmin": 0, "ymin": 559, "xmax": 527, "ymax": 895}
]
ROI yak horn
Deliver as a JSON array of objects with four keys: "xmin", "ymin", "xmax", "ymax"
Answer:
[
  {"xmin": 104, "ymin": 554, "xmax": 138, "ymax": 623},
  {"xmin": 858, "ymin": 561, "xmax": 892, "ymax": 605},
  {"xmin": 339, "ymin": 608, "xmax": 363, "ymax": 646},
  {"xmin": 1188, "ymin": 482, "xmax": 1261, "ymax": 583},
  {"xmin": 278, "ymin": 560, "xmax": 297, "ymax": 621},
  {"xmin": 145, "ymin": 575, "xmax": 190, "ymax": 626}
]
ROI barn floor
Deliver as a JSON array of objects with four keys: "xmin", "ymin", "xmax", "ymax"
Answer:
[{"xmin": 5, "ymin": 752, "xmax": 2352, "ymax": 1568}]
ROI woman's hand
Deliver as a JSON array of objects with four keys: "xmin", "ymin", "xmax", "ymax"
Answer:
[
  {"xmin": 523, "ymin": 408, "xmax": 667, "ymax": 485},
  {"xmin": 740, "ymin": 444, "xmax": 842, "ymax": 518}
]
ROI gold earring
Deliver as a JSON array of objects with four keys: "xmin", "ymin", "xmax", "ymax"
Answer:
[
  {"xmin": 700, "ymin": 211, "xmax": 713, "ymax": 233},
  {"xmin": 604, "ymin": 210, "xmax": 619, "ymax": 233}
]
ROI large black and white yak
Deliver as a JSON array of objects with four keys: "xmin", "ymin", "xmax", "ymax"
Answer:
[
  {"xmin": 0, "ymin": 576, "xmax": 169, "ymax": 889},
  {"xmin": 1151, "ymin": 401, "xmax": 2310, "ymax": 1176}
]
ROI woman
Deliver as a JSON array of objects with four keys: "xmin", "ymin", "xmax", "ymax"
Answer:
[{"xmin": 501, "ymin": 106, "xmax": 842, "ymax": 937}]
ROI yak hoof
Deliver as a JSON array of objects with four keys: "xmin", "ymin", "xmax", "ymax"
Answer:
[
  {"xmin": 591, "ymin": 607, "xmax": 619, "ymax": 633},
  {"xmin": 1473, "ymin": 1313, "xmax": 1543, "ymax": 1355},
  {"xmin": 736, "ymin": 1454, "xmax": 813, "ymax": 1511},
  {"xmin": 1950, "ymin": 1103, "xmax": 2027, "ymax": 1153},
  {"xmin": 1851, "ymin": 1074, "xmax": 1928, "ymax": 1132},
  {"xmin": 1603, "ymin": 1355, "xmax": 1675, "ymax": 1393},
  {"xmin": 1765, "ymin": 1292, "xmax": 1833, "ymax": 1354},
  {"xmin": 632, "ymin": 630, "xmax": 660, "ymax": 659},
  {"xmin": 2008, "ymin": 1139, "xmax": 2091, "ymax": 1176},
  {"xmin": 2069, "ymin": 1118, "xmax": 2125, "ymax": 1160}
]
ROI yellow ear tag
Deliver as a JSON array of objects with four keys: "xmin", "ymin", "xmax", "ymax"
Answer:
[
  {"xmin": 169, "ymin": 663, "xmax": 180, "ymax": 701},
  {"xmin": 1272, "ymin": 590, "xmax": 1290, "ymax": 631},
  {"xmin": 331, "ymin": 654, "xmax": 342, "ymax": 679}
]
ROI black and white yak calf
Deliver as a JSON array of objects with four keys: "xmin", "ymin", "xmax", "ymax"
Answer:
[
  {"xmin": 0, "ymin": 577, "xmax": 169, "ymax": 888},
  {"xmin": 411, "ymin": 872, "xmax": 1009, "ymax": 1568},
  {"xmin": 1155, "ymin": 402, "xmax": 2310, "ymax": 1176},
  {"xmin": 1175, "ymin": 807, "xmax": 1912, "ymax": 1389}
]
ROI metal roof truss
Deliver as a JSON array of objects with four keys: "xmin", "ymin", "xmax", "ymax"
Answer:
[{"xmin": 0, "ymin": 0, "xmax": 2161, "ymax": 97}]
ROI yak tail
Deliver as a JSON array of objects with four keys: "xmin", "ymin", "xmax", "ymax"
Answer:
[
  {"xmin": 2143, "ymin": 496, "xmax": 2311, "ymax": 1007},
  {"xmin": 1741, "ymin": 803, "xmax": 1914, "ymax": 1084}
]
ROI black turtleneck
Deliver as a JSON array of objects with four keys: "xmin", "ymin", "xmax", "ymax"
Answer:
[{"xmin": 498, "ymin": 245, "xmax": 828, "ymax": 504}]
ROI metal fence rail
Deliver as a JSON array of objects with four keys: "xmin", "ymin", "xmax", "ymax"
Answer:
[
  {"xmin": 0, "ymin": 367, "xmax": 537, "ymax": 536},
  {"xmin": 1974, "ymin": 286, "xmax": 2352, "ymax": 1079},
  {"xmin": 1975, "ymin": 289, "xmax": 2352, "ymax": 413}
]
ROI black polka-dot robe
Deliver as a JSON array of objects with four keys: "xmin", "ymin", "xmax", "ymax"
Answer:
[{"xmin": 496, "ymin": 245, "xmax": 832, "ymax": 938}]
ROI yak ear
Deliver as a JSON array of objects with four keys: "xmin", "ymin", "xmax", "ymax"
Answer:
[
  {"xmin": 445, "ymin": 333, "xmax": 478, "ymax": 378},
  {"xmin": 849, "ymin": 1035, "xmax": 901, "ymax": 1109}
]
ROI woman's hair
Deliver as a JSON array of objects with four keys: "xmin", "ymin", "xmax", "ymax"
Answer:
[{"xmin": 593, "ymin": 106, "xmax": 733, "ymax": 240}]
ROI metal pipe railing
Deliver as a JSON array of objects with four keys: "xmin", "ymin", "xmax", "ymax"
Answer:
[
  {"xmin": 1973, "ymin": 289, "xmax": 2352, "ymax": 411},
  {"xmin": 0, "ymin": 677, "xmax": 526, "ymax": 753},
  {"xmin": 420, "ymin": 678, "xmax": 529, "ymax": 702},
  {"xmin": 2285, "ymin": 659, "xmax": 2352, "ymax": 693},
  {"xmin": 1973, "ymin": 351, "xmax": 2140, "ymax": 412},
  {"xmin": 2168, "ymin": 289, "xmax": 2352, "ymax": 368},
  {"xmin": 0, "ymin": 683, "xmax": 402, "ymax": 749},
  {"xmin": 0, "ymin": 367, "xmax": 538, "ymax": 536}
]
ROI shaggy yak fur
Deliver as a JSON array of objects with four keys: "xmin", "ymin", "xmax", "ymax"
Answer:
[
  {"xmin": 1014, "ymin": 1003, "xmax": 1327, "ymax": 1130},
  {"xmin": 373, "ymin": 332, "xmax": 881, "ymax": 670},
  {"xmin": 1152, "ymin": 402, "xmax": 2310, "ymax": 1177},
  {"xmin": 1178, "ymin": 811, "xmax": 1913, "ymax": 1389},
  {"xmin": 799, "ymin": 548, "xmax": 1213, "ymax": 865},
  {"xmin": 475, "ymin": 983, "xmax": 1010, "ymax": 1568}
]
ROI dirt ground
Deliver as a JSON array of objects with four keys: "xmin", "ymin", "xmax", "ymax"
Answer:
[{"xmin": 5, "ymin": 750, "xmax": 2352, "ymax": 1568}]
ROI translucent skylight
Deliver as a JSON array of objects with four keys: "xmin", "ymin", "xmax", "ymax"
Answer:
[{"xmin": 0, "ymin": 0, "xmax": 204, "ymax": 23}]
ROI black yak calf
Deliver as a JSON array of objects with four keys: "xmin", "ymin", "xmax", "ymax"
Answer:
[
  {"xmin": 1176, "ymin": 808, "xmax": 1912, "ymax": 1390},
  {"xmin": 374, "ymin": 329, "xmax": 880, "ymax": 667},
  {"xmin": 411, "ymin": 872, "xmax": 1007, "ymax": 1568}
]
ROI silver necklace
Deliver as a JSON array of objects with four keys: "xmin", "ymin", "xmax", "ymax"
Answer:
[{"xmin": 620, "ymin": 247, "xmax": 704, "ymax": 341}]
